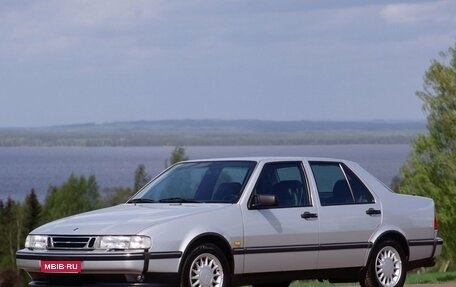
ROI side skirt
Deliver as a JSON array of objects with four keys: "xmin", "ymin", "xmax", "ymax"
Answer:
[{"xmin": 232, "ymin": 267, "xmax": 362, "ymax": 286}]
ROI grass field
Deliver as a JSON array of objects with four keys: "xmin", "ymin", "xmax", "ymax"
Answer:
[
  {"xmin": 287, "ymin": 271, "xmax": 456, "ymax": 287},
  {"xmin": 406, "ymin": 271, "xmax": 456, "ymax": 284}
]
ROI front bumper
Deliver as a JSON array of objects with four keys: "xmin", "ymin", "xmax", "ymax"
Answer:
[
  {"xmin": 17, "ymin": 250, "xmax": 147, "ymax": 274},
  {"xmin": 16, "ymin": 249, "xmax": 182, "ymax": 286}
]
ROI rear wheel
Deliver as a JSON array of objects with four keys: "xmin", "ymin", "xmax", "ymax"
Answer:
[
  {"xmin": 180, "ymin": 243, "xmax": 230, "ymax": 287},
  {"xmin": 361, "ymin": 240, "xmax": 406, "ymax": 287}
]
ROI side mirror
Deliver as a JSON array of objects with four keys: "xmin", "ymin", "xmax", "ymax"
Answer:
[{"xmin": 251, "ymin": 194, "xmax": 277, "ymax": 209}]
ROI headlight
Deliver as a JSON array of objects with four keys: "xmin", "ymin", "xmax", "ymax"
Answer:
[
  {"xmin": 99, "ymin": 235, "xmax": 151, "ymax": 250},
  {"xmin": 25, "ymin": 235, "xmax": 48, "ymax": 250}
]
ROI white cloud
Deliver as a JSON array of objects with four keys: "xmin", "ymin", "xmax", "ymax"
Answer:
[
  {"xmin": 0, "ymin": 1, "xmax": 163, "ymax": 44},
  {"xmin": 57, "ymin": 0, "xmax": 162, "ymax": 30},
  {"xmin": 380, "ymin": 0, "xmax": 456, "ymax": 24},
  {"xmin": 0, "ymin": 0, "xmax": 166, "ymax": 69}
]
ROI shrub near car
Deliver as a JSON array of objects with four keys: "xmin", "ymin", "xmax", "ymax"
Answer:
[{"xmin": 17, "ymin": 157, "xmax": 442, "ymax": 287}]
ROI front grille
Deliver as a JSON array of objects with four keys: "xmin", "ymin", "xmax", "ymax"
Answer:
[{"xmin": 49, "ymin": 236, "xmax": 96, "ymax": 250}]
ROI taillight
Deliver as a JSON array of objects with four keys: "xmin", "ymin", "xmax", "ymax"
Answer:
[{"xmin": 434, "ymin": 214, "xmax": 439, "ymax": 230}]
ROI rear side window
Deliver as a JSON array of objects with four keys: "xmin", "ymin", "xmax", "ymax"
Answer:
[
  {"xmin": 341, "ymin": 164, "xmax": 375, "ymax": 204},
  {"xmin": 310, "ymin": 162, "xmax": 374, "ymax": 206}
]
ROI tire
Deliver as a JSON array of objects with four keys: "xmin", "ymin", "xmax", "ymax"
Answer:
[
  {"xmin": 180, "ymin": 243, "xmax": 231, "ymax": 287},
  {"xmin": 361, "ymin": 240, "xmax": 406, "ymax": 287}
]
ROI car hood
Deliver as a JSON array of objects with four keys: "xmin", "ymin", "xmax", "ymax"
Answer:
[{"xmin": 32, "ymin": 203, "xmax": 229, "ymax": 235}]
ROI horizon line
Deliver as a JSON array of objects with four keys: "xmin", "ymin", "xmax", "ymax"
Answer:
[{"xmin": 0, "ymin": 118, "xmax": 427, "ymax": 129}]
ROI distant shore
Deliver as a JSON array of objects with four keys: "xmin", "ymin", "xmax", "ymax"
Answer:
[{"xmin": 0, "ymin": 119, "xmax": 425, "ymax": 147}]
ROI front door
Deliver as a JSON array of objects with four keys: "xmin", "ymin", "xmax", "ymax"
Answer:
[{"xmin": 242, "ymin": 161, "xmax": 319, "ymax": 273}]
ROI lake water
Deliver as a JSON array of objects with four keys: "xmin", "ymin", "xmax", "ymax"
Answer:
[{"xmin": 0, "ymin": 145, "xmax": 411, "ymax": 202}]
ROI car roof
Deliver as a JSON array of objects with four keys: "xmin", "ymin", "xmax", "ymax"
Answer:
[{"xmin": 180, "ymin": 156, "xmax": 353, "ymax": 164}]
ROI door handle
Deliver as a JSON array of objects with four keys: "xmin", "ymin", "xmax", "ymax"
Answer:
[
  {"xmin": 301, "ymin": 211, "xmax": 318, "ymax": 219},
  {"xmin": 366, "ymin": 208, "xmax": 381, "ymax": 215}
]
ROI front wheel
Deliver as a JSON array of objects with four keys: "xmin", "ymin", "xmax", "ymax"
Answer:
[
  {"xmin": 361, "ymin": 240, "xmax": 406, "ymax": 287},
  {"xmin": 180, "ymin": 243, "xmax": 231, "ymax": 287}
]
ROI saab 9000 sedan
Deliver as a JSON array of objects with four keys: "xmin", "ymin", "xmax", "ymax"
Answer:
[{"xmin": 17, "ymin": 157, "xmax": 442, "ymax": 287}]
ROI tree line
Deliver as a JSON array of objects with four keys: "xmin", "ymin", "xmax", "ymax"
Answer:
[
  {"xmin": 0, "ymin": 129, "xmax": 421, "ymax": 147},
  {"xmin": 0, "ymin": 146, "xmax": 188, "ymax": 287}
]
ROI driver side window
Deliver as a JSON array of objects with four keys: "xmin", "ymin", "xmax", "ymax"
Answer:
[{"xmin": 253, "ymin": 162, "xmax": 310, "ymax": 208}]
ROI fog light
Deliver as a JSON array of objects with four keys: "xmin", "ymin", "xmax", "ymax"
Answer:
[
  {"xmin": 125, "ymin": 274, "xmax": 144, "ymax": 283},
  {"xmin": 136, "ymin": 274, "xmax": 144, "ymax": 282}
]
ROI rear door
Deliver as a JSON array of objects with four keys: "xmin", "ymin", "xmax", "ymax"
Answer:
[{"xmin": 308, "ymin": 161, "xmax": 382, "ymax": 269}]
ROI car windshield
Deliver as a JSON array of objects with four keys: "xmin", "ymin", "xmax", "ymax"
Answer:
[{"xmin": 129, "ymin": 161, "xmax": 256, "ymax": 203}]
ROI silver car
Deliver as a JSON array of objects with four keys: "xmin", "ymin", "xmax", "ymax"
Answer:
[{"xmin": 17, "ymin": 157, "xmax": 442, "ymax": 287}]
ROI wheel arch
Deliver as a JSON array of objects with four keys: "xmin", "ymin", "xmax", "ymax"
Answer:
[
  {"xmin": 178, "ymin": 232, "xmax": 234, "ymax": 275},
  {"xmin": 367, "ymin": 230, "xmax": 410, "ymax": 266},
  {"xmin": 360, "ymin": 231, "xmax": 409, "ymax": 287}
]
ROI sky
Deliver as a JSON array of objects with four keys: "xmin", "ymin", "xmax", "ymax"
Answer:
[{"xmin": 1, "ymin": 0, "xmax": 456, "ymax": 127}]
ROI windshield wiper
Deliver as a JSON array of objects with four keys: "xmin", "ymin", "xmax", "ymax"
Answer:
[
  {"xmin": 158, "ymin": 197, "xmax": 203, "ymax": 203},
  {"xmin": 127, "ymin": 198, "xmax": 157, "ymax": 204}
]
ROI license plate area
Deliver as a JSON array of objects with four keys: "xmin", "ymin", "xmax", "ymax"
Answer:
[{"xmin": 40, "ymin": 260, "xmax": 82, "ymax": 273}]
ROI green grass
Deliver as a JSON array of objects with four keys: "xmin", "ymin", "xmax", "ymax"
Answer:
[
  {"xmin": 286, "ymin": 271, "xmax": 456, "ymax": 287},
  {"xmin": 291, "ymin": 280, "xmax": 342, "ymax": 287},
  {"xmin": 406, "ymin": 270, "xmax": 456, "ymax": 284}
]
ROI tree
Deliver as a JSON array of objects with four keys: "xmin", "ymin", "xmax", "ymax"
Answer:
[
  {"xmin": 104, "ymin": 165, "xmax": 148, "ymax": 205},
  {"xmin": 397, "ymin": 45, "xmax": 456, "ymax": 263},
  {"xmin": 134, "ymin": 164, "xmax": 150, "ymax": 192},
  {"xmin": 103, "ymin": 187, "xmax": 134, "ymax": 206},
  {"xmin": 22, "ymin": 189, "xmax": 42, "ymax": 236},
  {"xmin": 0, "ymin": 198, "xmax": 21, "ymax": 269},
  {"xmin": 43, "ymin": 174, "xmax": 101, "ymax": 222},
  {"xmin": 0, "ymin": 199, "xmax": 7, "ymax": 268},
  {"xmin": 167, "ymin": 146, "xmax": 189, "ymax": 167}
]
